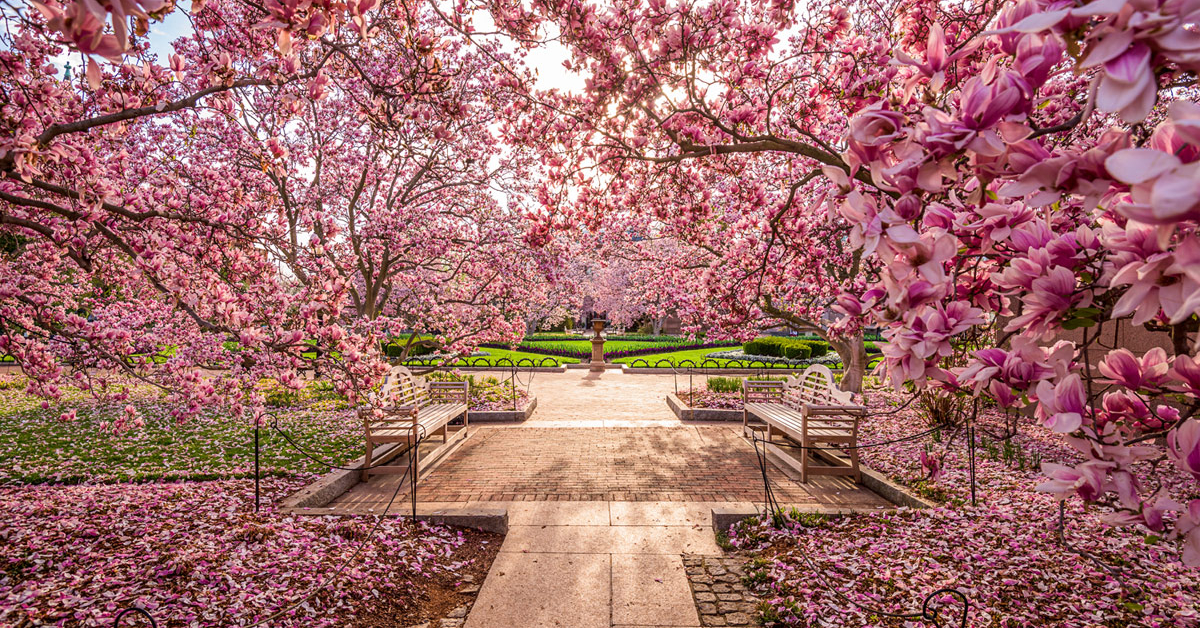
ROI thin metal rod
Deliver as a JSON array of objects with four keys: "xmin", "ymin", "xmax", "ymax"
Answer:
[
  {"xmin": 1058, "ymin": 500, "xmax": 1065, "ymax": 545},
  {"xmin": 968, "ymin": 424, "xmax": 976, "ymax": 507},
  {"xmin": 411, "ymin": 436, "xmax": 419, "ymax": 524},
  {"xmin": 254, "ymin": 422, "xmax": 261, "ymax": 513}
]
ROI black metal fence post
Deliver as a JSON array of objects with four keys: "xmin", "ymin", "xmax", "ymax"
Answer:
[
  {"xmin": 968, "ymin": 423, "xmax": 976, "ymax": 507},
  {"xmin": 254, "ymin": 421, "xmax": 261, "ymax": 513}
]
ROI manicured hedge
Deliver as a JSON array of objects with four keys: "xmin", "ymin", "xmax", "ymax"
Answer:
[
  {"xmin": 381, "ymin": 337, "xmax": 436, "ymax": 358},
  {"xmin": 742, "ymin": 336, "xmax": 829, "ymax": 359}
]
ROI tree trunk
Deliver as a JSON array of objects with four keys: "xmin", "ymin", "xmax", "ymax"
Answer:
[
  {"xmin": 652, "ymin": 317, "xmax": 664, "ymax": 336},
  {"xmin": 830, "ymin": 333, "xmax": 867, "ymax": 393}
]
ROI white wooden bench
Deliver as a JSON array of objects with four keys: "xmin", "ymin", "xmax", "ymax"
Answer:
[
  {"xmin": 743, "ymin": 365, "xmax": 865, "ymax": 483},
  {"xmin": 362, "ymin": 365, "xmax": 469, "ymax": 481}
]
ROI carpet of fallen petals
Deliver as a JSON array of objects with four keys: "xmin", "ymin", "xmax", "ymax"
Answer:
[
  {"xmin": 0, "ymin": 478, "xmax": 490, "ymax": 627},
  {"xmin": 0, "ymin": 375, "xmax": 497, "ymax": 627},
  {"xmin": 729, "ymin": 386, "xmax": 1200, "ymax": 628}
]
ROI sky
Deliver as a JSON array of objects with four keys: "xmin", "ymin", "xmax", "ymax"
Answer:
[{"xmin": 55, "ymin": 3, "xmax": 588, "ymax": 95}]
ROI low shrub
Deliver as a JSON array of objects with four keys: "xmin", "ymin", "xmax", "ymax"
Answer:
[
  {"xmin": 801, "ymin": 340, "xmax": 828, "ymax": 357},
  {"xmin": 743, "ymin": 336, "xmax": 828, "ymax": 359},
  {"xmin": 707, "ymin": 377, "xmax": 743, "ymax": 394},
  {"xmin": 782, "ymin": 344, "xmax": 812, "ymax": 360}
]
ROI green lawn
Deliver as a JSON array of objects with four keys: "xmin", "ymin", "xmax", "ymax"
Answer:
[
  {"xmin": 407, "ymin": 347, "xmax": 580, "ymax": 367},
  {"xmin": 613, "ymin": 347, "xmax": 791, "ymax": 368},
  {"xmin": 0, "ymin": 379, "xmax": 362, "ymax": 485}
]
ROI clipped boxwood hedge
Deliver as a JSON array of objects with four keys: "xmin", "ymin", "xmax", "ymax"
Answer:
[{"xmin": 742, "ymin": 336, "xmax": 829, "ymax": 360}]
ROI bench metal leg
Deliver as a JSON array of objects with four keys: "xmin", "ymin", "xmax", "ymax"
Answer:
[
  {"xmin": 800, "ymin": 438, "xmax": 809, "ymax": 483},
  {"xmin": 362, "ymin": 439, "xmax": 373, "ymax": 482}
]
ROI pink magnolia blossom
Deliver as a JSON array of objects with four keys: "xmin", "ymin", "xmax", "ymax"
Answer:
[
  {"xmin": 1037, "ymin": 461, "xmax": 1107, "ymax": 501},
  {"xmin": 1034, "ymin": 374, "xmax": 1087, "ymax": 433},
  {"xmin": 1169, "ymin": 419, "xmax": 1200, "ymax": 481},
  {"xmin": 1096, "ymin": 348, "xmax": 1172, "ymax": 391}
]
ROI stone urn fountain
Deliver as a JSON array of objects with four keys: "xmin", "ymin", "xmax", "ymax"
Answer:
[{"xmin": 589, "ymin": 318, "xmax": 608, "ymax": 372}]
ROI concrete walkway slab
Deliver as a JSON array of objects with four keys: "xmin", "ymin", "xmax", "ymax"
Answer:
[
  {"xmin": 609, "ymin": 502, "xmax": 713, "ymax": 526},
  {"xmin": 611, "ymin": 554, "xmax": 700, "ymax": 626},
  {"xmin": 465, "ymin": 552, "xmax": 611, "ymax": 628},
  {"xmin": 508, "ymin": 501, "xmax": 612, "ymax": 526},
  {"xmin": 501, "ymin": 524, "xmax": 722, "ymax": 555}
]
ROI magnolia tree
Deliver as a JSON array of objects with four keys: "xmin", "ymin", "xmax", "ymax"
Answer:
[
  {"xmin": 812, "ymin": 0, "xmax": 1200, "ymax": 564},
  {"xmin": 478, "ymin": 0, "xmax": 878, "ymax": 390},
  {"xmin": 473, "ymin": 0, "xmax": 1200, "ymax": 563},
  {"xmin": 0, "ymin": 0, "xmax": 545, "ymax": 417},
  {"xmin": 193, "ymin": 15, "xmax": 547, "ymax": 360}
]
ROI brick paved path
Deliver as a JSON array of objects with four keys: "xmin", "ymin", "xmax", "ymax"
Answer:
[
  {"xmin": 329, "ymin": 369, "xmax": 888, "ymax": 509},
  {"xmin": 416, "ymin": 426, "xmax": 880, "ymax": 503}
]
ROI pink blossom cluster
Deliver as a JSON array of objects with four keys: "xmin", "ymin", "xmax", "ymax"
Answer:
[{"xmin": 818, "ymin": 0, "xmax": 1200, "ymax": 563}]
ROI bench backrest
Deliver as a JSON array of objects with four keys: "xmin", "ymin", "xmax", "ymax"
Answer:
[
  {"xmin": 743, "ymin": 379, "xmax": 785, "ymax": 403},
  {"xmin": 377, "ymin": 365, "xmax": 430, "ymax": 410},
  {"xmin": 790, "ymin": 365, "xmax": 851, "ymax": 405}
]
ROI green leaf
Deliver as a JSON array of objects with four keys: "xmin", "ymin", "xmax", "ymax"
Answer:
[{"xmin": 1062, "ymin": 317, "xmax": 1098, "ymax": 330}]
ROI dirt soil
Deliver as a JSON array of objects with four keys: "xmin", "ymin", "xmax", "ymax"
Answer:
[{"xmin": 351, "ymin": 527, "xmax": 503, "ymax": 628}]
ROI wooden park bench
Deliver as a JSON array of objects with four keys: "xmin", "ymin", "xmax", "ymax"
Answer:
[
  {"xmin": 742, "ymin": 365, "xmax": 866, "ymax": 483},
  {"xmin": 362, "ymin": 365, "xmax": 469, "ymax": 481}
]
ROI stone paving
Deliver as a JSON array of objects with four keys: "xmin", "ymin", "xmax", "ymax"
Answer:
[
  {"xmin": 330, "ymin": 369, "xmax": 889, "ymax": 509},
  {"xmin": 683, "ymin": 556, "xmax": 763, "ymax": 627},
  {"xmin": 463, "ymin": 501, "xmax": 719, "ymax": 628},
  {"xmin": 334, "ymin": 368, "xmax": 892, "ymax": 628},
  {"xmin": 520, "ymin": 370, "xmax": 682, "ymax": 426}
]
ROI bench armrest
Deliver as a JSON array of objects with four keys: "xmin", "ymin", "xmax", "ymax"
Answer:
[{"xmin": 802, "ymin": 403, "xmax": 867, "ymax": 416}]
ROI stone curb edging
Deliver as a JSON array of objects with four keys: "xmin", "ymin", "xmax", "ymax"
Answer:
[
  {"xmin": 564, "ymin": 362, "xmax": 625, "ymax": 370},
  {"xmin": 468, "ymin": 397, "xmax": 538, "ymax": 422},
  {"xmin": 858, "ymin": 465, "xmax": 937, "ymax": 509},
  {"xmin": 664, "ymin": 393, "xmax": 743, "ymax": 422},
  {"xmin": 285, "ymin": 504, "xmax": 508, "ymax": 534},
  {"xmin": 280, "ymin": 442, "xmax": 405, "ymax": 509},
  {"xmin": 806, "ymin": 448, "xmax": 937, "ymax": 510}
]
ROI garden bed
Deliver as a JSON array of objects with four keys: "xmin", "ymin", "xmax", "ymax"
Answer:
[
  {"xmin": 468, "ymin": 396, "xmax": 537, "ymax": 422},
  {"xmin": 0, "ymin": 374, "xmax": 505, "ymax": 627},
  {"xmin": 0, "ymin": 478, "xmax": 503, "ymax": 627},
  {"xmin": 665, "ymin": 393, "xmax": 742, "ymax": 421},
  {"xmin": 715, "ymin": 387, "xmax": 1200, "ymax": 627}
]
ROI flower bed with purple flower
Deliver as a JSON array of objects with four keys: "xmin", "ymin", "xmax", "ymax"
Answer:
[{"xmin": 726, "ymin": 386, "xmax": 1200, "ymax": 627}]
